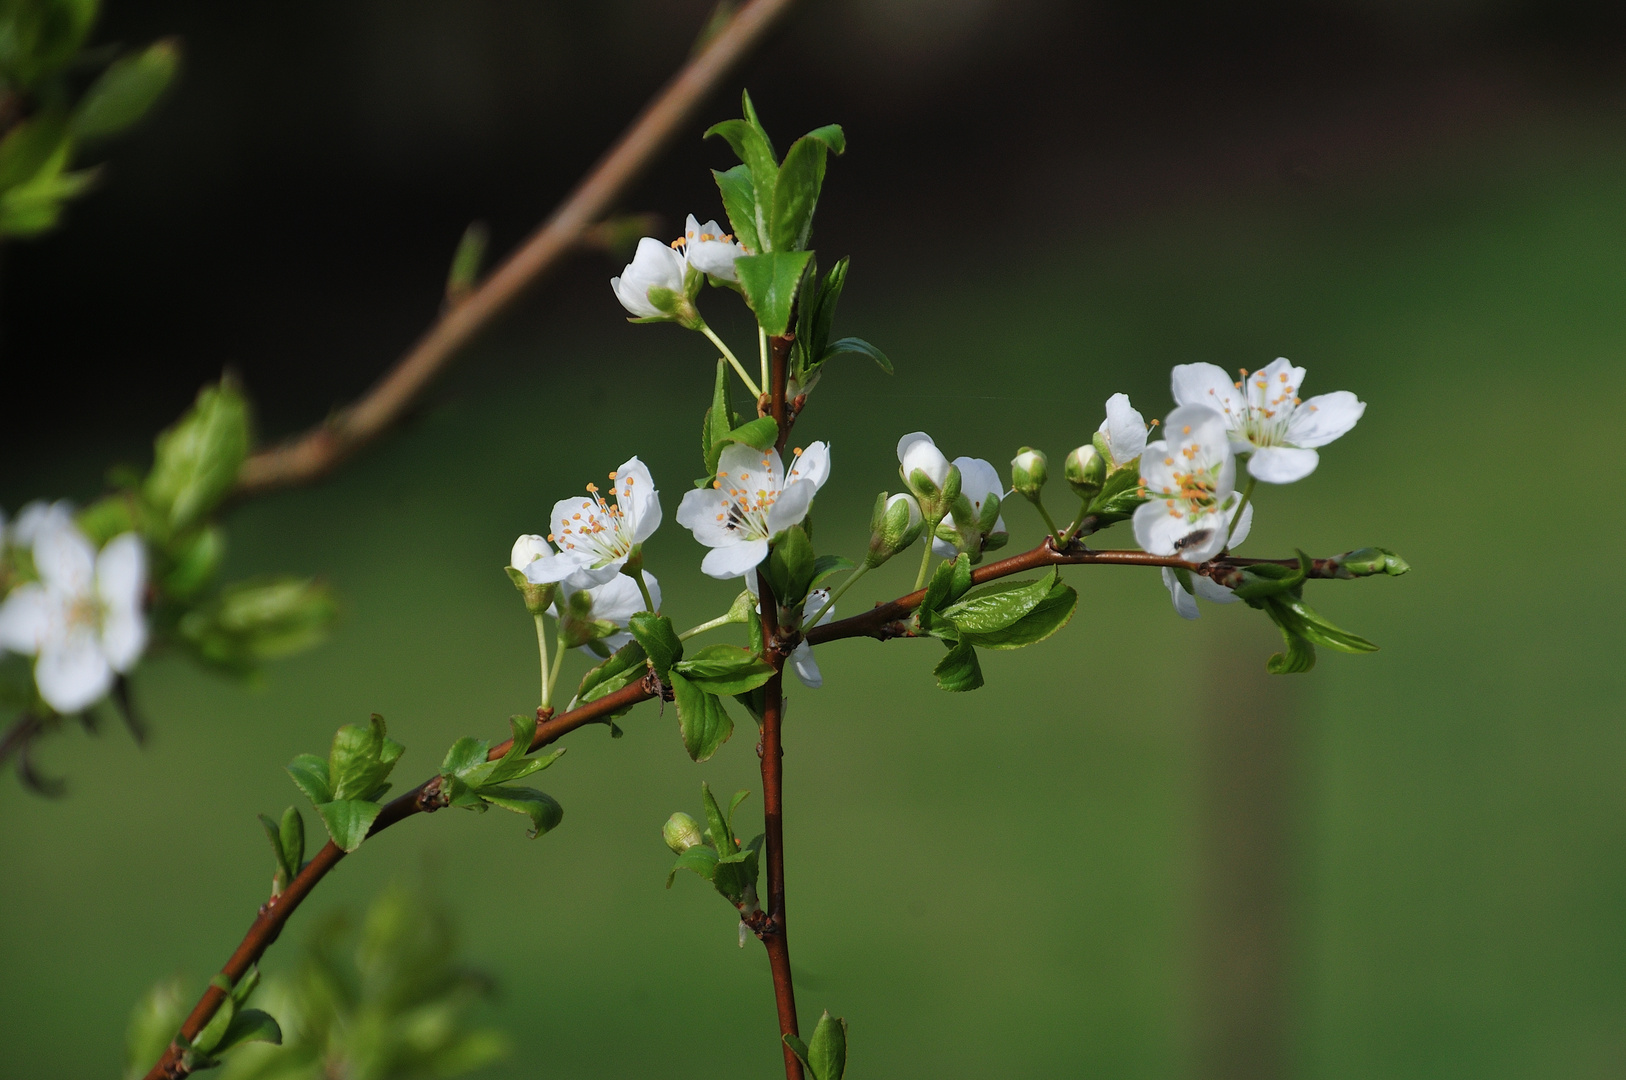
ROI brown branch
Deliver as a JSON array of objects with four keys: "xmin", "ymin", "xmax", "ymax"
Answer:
[
  {"xmin": 143, "ymin": 676, "xmax": 657, "ymax": 1080},
  {"xmin": 234, "ymin": 0, "xmax": 802, "ymax": 496},
  {"xmin": 806, "ymin": 540, "xmax": 1354, "ymax": 646}
]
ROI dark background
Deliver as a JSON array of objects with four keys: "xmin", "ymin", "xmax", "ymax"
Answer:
[{"xmin": 3, "ymin": 3, "xmax": 1625, "ymax": 1079}]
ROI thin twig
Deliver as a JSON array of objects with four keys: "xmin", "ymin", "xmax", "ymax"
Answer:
[
  {"xmin": 142, "ymin": 676, "xmax": 657, "ymax": 1080},
  {"xmin": 234, "ymin": 0, "xmax": 802, "ymax": 496}
]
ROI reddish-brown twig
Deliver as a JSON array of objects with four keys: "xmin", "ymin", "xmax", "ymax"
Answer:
[{"xmin": 234, "ymin": 0, "xmax": 801, "ymax": 496}]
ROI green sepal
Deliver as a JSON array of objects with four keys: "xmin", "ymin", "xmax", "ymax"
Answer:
[
  {"xmin": 666, "ymin": 843, "xmax": 720, "ymax": 888},
  {"xmin": 737, "ymin": 250, "xmax": 814, "ymax": 335},
  {"xmin": 629, "ymin": 613, "xmax": 682, "ymax": 678},
  {"xmin": 72, "ymin": 38, "xmax": 179, "ymax": 141},
  {"xmin": 763, "ymin": 524, "xmax": 816, "ymax": 608},
  {"xmin": 143, "ymin": 378, "xmax": 252, "ymax": 538},
  {"xmin": 933, "ymin": 640, "xmax": 984, "ymax": 692},
  {"xmin": 671, "ymin": 670, "xmax": 734, "ymax": 762},
  {"xmin": 672, "ymin": 644, "xmax": 775, "ymax": 696},
  {"xmin": 315, "ymin": 799, "xmax": 382, "ymax": 853},
  {"xmin": 478, "ymin": 785, "xmax": 564, "ymax": 838}
]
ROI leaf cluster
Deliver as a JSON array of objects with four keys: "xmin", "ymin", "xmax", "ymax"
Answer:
[
  {"xmin": 122, "ymin": 968, "xmax": 282, "ymax": 1077},
  {"xmin": 438, "ymin": 712, "xmax": 565, "ymax": 838},
  {"xmin": 285, "ymin": 714, "xmax": 405, "ymax": 852},
  {"xmin": 0, "ymin": 0, "xmax": 177, "ymax": 236},
  {"xmin": 1227, "ymin": 553, "xmax": 1380, "ymax": 673},
  {"xmin": 666, "ymin": 782, "xmax": 766, "ymax": 912},
  {"xmin": 916, "ymin": 556, "xmax": 1080, "ymax": 692}
]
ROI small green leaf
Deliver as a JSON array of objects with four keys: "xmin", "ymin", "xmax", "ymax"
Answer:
[
  {"xmin": 1088, "ymin": 461, "xmax": 1145, "ymax": 522},
  {"xmin": 191, "ymin": 993, "xmax": 236, "ymax": 1057},
  {"xmin": 176, "ymin": 575, "xmax": 338, "ymax": 675},
  {"xmin": 72, "ymin": 39, "xmax": 179, "ymax": 141},
  {"xmin": 440, "ymin": 736, "xmax": 489, "ymax": 779},
  {"xmin": 1273, "ymin": 595, "xmax": 1378, "ymax": 654},
  {"xmin": 0, "ymin": 113, "xmax": 68, "ymax": 190},
  {"xmin": 574, "ymin": 640, "xmax": 648, "ymax": 705},
  {"xmin": 315, "ymin": 799, "xmax": 382, "ymax": 852},
  {"xmin": 942, "ymin": 570, "xmax": 1058, "ymax": 635},
  {"xmin": 763, "ymin": 524, "xmax": 815, "ymax": 608},
  {"xmin": 736, "ymin": 250, "xmax": 814, "ymax": 335},
  {"xmin": 144, "ymin": 379, "xmax": 252, "ymax": 537},
  {"xmin": 701, "ymin": 359, "xmax": 738, "ymax": 478},
  {"xmin": 727, "ymin": 788, "xmax": 752, "ymax": 824},
  {"xmin": 959, "ymin": 579, "xmax": 1078, "ymax": 650},
  {"xmin": 722, "ymin": 416, "xmax": 779, "ymax": 452},
  {"xmin": 258, "ymin": 813, "xmax": 295, "ymax": 892},
  {"xmin": 770, "ymin": 131, "xmax": 837, "ymax": 252},
  {"xmin": 671, "ymin": 671, "xmax": 735, "ymax": 762},
  {"xmin": 666, "ymin": 844, "xmax": 720, "ymax": 888},
  {"xmin": 705, "ymin": 111, "xmax": 778, "ymax": 245},
  {"xmin": 285, "ymin": 754, "xmax": 331, "ymax": 806},
  {"xmin": 1266, "ymin": 628, "xmax": 1317, "ymax": 674},
  {"xmin": 712, "ymin": 163, "xmax": 760, "ymax": 254},
  {"xmin": 161, "ymin": 524, "xmax": 226, "ymax": 600},
  {"xmin": 278, "ymin": 806, "xmax": 304, "ymax": 877},
  {"xmin": 784, "ymin": 1034, "xmax": 815, "ymax": 1076},
  {"xmin": 328, "ymin": 714, "xmax": 399, "ymax": 802},
  {"xmin": 808, "ymin": 1010, "xmax": 848, "ymax": 1080},
  {"xmin": 810, "ymin": 554, "xmax": 855, "ymax": 590},
  {"xmin": 445, "ymin": 220, "xmax": 488, "ymax": 303},
  {"xmin": 820, "ymin": 336, "xmax": 892, "ymax": 374},
  {"xmin": 700, "ymin": 781, "xmax": 735, "ymax": 853},
  {"xmin": 484, "ymin": 713, "xmax": 539, "ymax": 784},
  {"xmin": 933, "ymin": 640, "xmax": 984, "ymax": 693},
  {"xmin": 629, "ymin": 613, "xmax": 682, "ymax": 678},
  {"xmin": 210, "ymin": 1008, "xmax": 281, "ymax": 1055},
  {"xmin": 711, "ymin": 847, "xmax": 760, "ymax": 907},
  {"xmin": 672, "ymin": 644, "xmax": 775, "ymax": 696},
  {"xmin": 478, "ymin": 785, "xmax": 564, "ymax": 838}
]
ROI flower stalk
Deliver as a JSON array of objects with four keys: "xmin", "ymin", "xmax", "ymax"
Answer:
[{"xmin": 701, "ymin": 323, "xmax": 762, "ymax": 397}]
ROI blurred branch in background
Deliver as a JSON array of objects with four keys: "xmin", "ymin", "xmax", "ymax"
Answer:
[
  {"xmin": 1191, "ymin": 636, "xmax": 1298, "ymax": 1080},
  {"xmin": 234, "ymin": 0, "xmax": 799, "ymax": 497}
]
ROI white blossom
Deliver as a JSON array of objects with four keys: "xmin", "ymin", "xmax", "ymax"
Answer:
[
  {"xmin": 556, "ymin": 571, "xmax": 662, "ymax": 653},
  {"xmin": 529, "ymin": 457, "xmax": 662, "ymax": 588},
  {"xmin": 1132, "ymin": 405, "xmax": 1252, "ymax": 563},
  {"xmin": 10, "ymin": 500, "xmax": 73, "ymax": 548},
  {"xmin": 1171, "ymin": 358, "xmax": 1365, "ymax": 483},
  {"xmin": 896, "ymin": 432, "xmax": 952, "ymax": 494},
  {"xmin": 676, "ymin": 442, "xmax": 831, "ymax": 579},
  {"xmin": 789, "ymin": 589, "xmax": 832, "ymax": 688},
  {"xmin": 610, "ymin": 237, "xmax": 690, "ymax": 319},
  {"xmin": 932, "ymin": 455, "xmax": 1007, "ymax": 558},
  {"xmin": 680, "ymin": 214, "xmax": 748, "ymax": 282},
  {"xmin": 1096, "ymin": 393, "xmax": 1148, "ymax": 468},
  {"xmin": 1161, "ymin": 566, "xmax": 1239, "ymax": 620},
  {"xmin": 0, "ymin": 521, "xmax": 147, "ymax": 713}
]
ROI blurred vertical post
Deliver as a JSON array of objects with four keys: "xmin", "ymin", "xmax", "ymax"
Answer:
[{"xmin": 1191, "ymin": 635, "xmax": 1298, "ymax": 1080}]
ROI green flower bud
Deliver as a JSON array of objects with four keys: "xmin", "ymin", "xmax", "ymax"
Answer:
[
  {"xmin": 1332, "ymin": 547, "xmax": 1410, "ymax": 578},
  {"xmin": 1010, "ymin": 447, "xmax": 1048, "ymax": 503},
  {"xmin": 865, "ymin": 492, "xmax": 925, "ymax": 567},
  {"xmin": 663, "ymin": 811, "xmax": 704, "ymax": 854},
  {"xmin": 1064, "ymin": 444, "xmax": 1106, "ymax": 499}
]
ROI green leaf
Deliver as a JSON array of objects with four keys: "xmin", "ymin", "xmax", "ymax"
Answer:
[
  {"xmin": 672, "ymin": 644, "xmax": 775, "ymax": 696},
  {"xmin": 1232, "ymin": 558, "xmax": 1309, "ymax": 601},
  {"xmin": 727, "ymin": 788, "xmax": 751, "ymax": 824},
  {"xmin": 810, "ymin": 554, "xmax": 855, "ymax": 591},
  {"xmin": 821, "ymin": 335, "xmax": 892, "ymax": 374},
  {"xmin": 191, "ymin": 992, "xmax": 236, "ymax": 1057},
  {"xmin": 285, "ymin": 754, "xmax": 332, "ymax": 806},
  {"xmin": 1088, "ymin": 460, "xmax": 1146, "ymax": 522},
  {"xmin": 711, "ymin": 163, "xmax": 760, "ymax": 254},
  {"xmin": 1266, "ymin": 626, "xmax": 1317, "ymax": 674},
  {"xmin": 919, "ymin": 553, "xmax": 975, "ymax": 632},
  {"xmin": 483, "ymin": 713, "xmax": 539, "ymax": 784},
  {"xmin": 279, "ymin": 805, "xmax": 304, "ymax": 875},
  {"xmin": 574, "ymin": 640, "xmax": 648, "ymax": 705},
  {"xmin": 933, "ymin": 640, "xmax": 984, "ymax": 692},
  {"xmin": 770, "ymin": 129, "xmax": 840, "ymax": 252},
  {"xmin": 328, "ymin": 714, "xmax": 399, "ymax": 802},
  {"xmin": 763, "ymin": 524, "xmax": 815, "ymax": 607},
  {"xmin": 478, "ymin": 785, "xmax": 564, "ymax": 838},
  {"xmin": 0, "ymin": 113, "xmax": 68, "ymax": 191},
  {"xmin": 143, "ymin": 379, "xmax": 252, "ymax": 536},
  {"xmin": 72, "ymin": 39, "xmax": 179, "ymax": 141},
  {"xmin": 439, "ymin": 736, "xmax": 489, "ymax": 780},
  {"xmin": 959, "ymin": 579, "xmax": 1078, "ymax": 650},
  {"xmin": 736, "ymin": 250, "xmax": 814, "ymax": 335},
  {"xmin": 701, "ymin": 359, "xmax": 737, "ymax": 478},
  {"xmin": 258, "ymin": 813, "xmax": 295, "ymax": 892},
  {"xmin": 160, "ymin": 524, "xmax": 226, "ymax": 600},
  {"xmin": 700, "ymin": 780, "xmax": 735, "ymax": 852},
  {"xmin": 666, "ymin": 843, "xmax": 720, "ymax": 888},
  {"xmin": 316, "ymin": 799, "xmax": 382, "ymax": 852},
  {"xmin": 721, "ymin": 416, "xmax": 779, "ymax": 452},
  {"xmin": 711, "ymin": 846, "xmax": 760, "ymax": 907},
  {"xmin": 124, "ymin": 978, "xmax": 188, "ymax": 1077},
  {"xmin": 629, "ymin": 613, "xmax": 682, "ymax": 678},
  {"xmin": 705, "ymin": 112, "xmax": 778, "ymax": 245},
  {"xmin": 1273, "ymin": 595, "xmax": 1379, "ymax": 654},
  {"xmin": 210, "ymin": 1008, "xmax": 281, "ymax": 1055},
  {"xmin": 176, "ymin": 575, "xmax": 338, "ymax": 674},
  {"xmin": 784, "ymin": 1034, "xmax": 815, "ymax": 1077},
  {"xmin": 808, "ymin": 1010, "xmax": 848, "ymax": 1080},
  {"xmin": 0, "ymin": 0, "xmax": 97, "ymax": 88},
  {"xmin": 671, "ymin": 671, "xmax": 734, "ymax": 762},
  {"xmin": 444, "ymin": 220, "xmax": 488, "ymax": 303},
  {"xmin": 943, "ymin": 570, "xmax": 1059, "ymax": 635}
]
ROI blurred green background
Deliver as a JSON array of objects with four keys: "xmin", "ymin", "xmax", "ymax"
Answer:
[{"xmin": 3, "ymin": 2, "xmax": 1625, "ymax": 1078}]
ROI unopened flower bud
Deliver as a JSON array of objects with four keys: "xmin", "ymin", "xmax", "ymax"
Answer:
[
  {"xmin": 506, "ymin": 535, "xmax": 559, "ymax": 614},
  {"xmin": 1064, "ymin": 444, "xmax": 1106, "ymax": 499},
  {"xmin": 1332, "ymin": 547, "xmax": 1410, "ymax": 578},
  {"xmin": 663, "ymin": 812, "xmax": 704, "ymax": 854},
  {"xmin": 900, "ymin": 436, "xmax": 951, "ymax": 499},
  {"xmin": 865, "ymin": 492, "xmax": 924, "ymax": 567},
  {"xmin": 1010, "ymin": 448, "xmax": 1048, "ymax": 503}
]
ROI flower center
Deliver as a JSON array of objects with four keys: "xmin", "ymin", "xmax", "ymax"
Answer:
[
  {"xmin": 1203, "ymin": 368, "xmax": 1304, "ymax": 448},
  {"xmin": 66, "ymin": 593, "xmax": 106, "ymax": 633},
  {"xmin": 551, "ymin": 473, "xmax": 639, "ymax": 565},
  {"xmin": 712, "ymin": 457, "xmax": 782, "ymax": 539}
]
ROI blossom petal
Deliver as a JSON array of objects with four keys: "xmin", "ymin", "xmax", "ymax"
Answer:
[
  {"xmin": 102, "ymin": 606, "xmax": 148, "ymax": 673},
  {"xmin": 1137, "ymin": 438, "xmax": 1176, "ymax": 494},
  {"xmin": 1286, "ymin": 391, "xmax": 1365, "ymax": 448},
  {"xmin": 1227, "ymin": 499, "xmax": 1254, "ymax": 548},
  {"xmin": 716, "ymin": 442, "xmax": 779, "ymax": 489},
  {"xmin": 1190, "ymin": 573, "xmax": 1239, "ymax": 604},
  {"xmin": 1161, "ymin": 567, "xmax": 1200, "ymax": 620},
  {"xmin": 615, "ymin": 456, "xmax": 663, "ymax": 542},
  {"xmin": 896, "ymin": 432, "xmax": 935, "ymax": 463},
  {"xmin": 35, "ymin": 631, "xmax": 114, "ymax": 714},
  {"xmin": 1171, "ymin": 363, "xmax": 1242, "ymax": 420},
  {"xmin": 11, "ymin": 500, "xmax": 73, "ymax": 546},
  {"xmin": 34, "ymin": 522, "xmax": 95, "ymax": 592},
  {"xmin": 785, "ymin": 441, "xmax": 830, "ymax": 492},
  {"xmin": 0, "ymin": 584, "xmax": 53, "ymax": 654},
  {"xmin": 766, "ymin": 478, "xmax": 817, "ymax": 534},
  {"xmin": 676, "ymin": 487, "xmax": 738, "ymax": 547},
  {"xmin": 524, "ymin": 548, "xmax": 598, "ymax": 585},
  {"xmin": 1133, "ymin": 501, "xmax": 1225, "ymax": 560},
  {"xmin": 701, "ymin": 538, "xmax": 770, "ymax": 579},
  {"xmin": 582, "ymin": 572, "xmax": 659, "ymax": 626},
  {"xmin": 1247, "ymin": 445, "xmax": 1319, "ymax": 484},
  {"xmin": 789, "ymin": 641, "xmax": 822, "ymax": 688},
  {"xmin": 953, "ymin": 457, "xmax": 1003, "ymax": 505},
  {"xmin": 1100, "ymin": 393, "xmax": 1146, "ymax": 465},
  {"xmin": 97, "ymin": 534, "xmax": 147, "ymax": 610}
]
